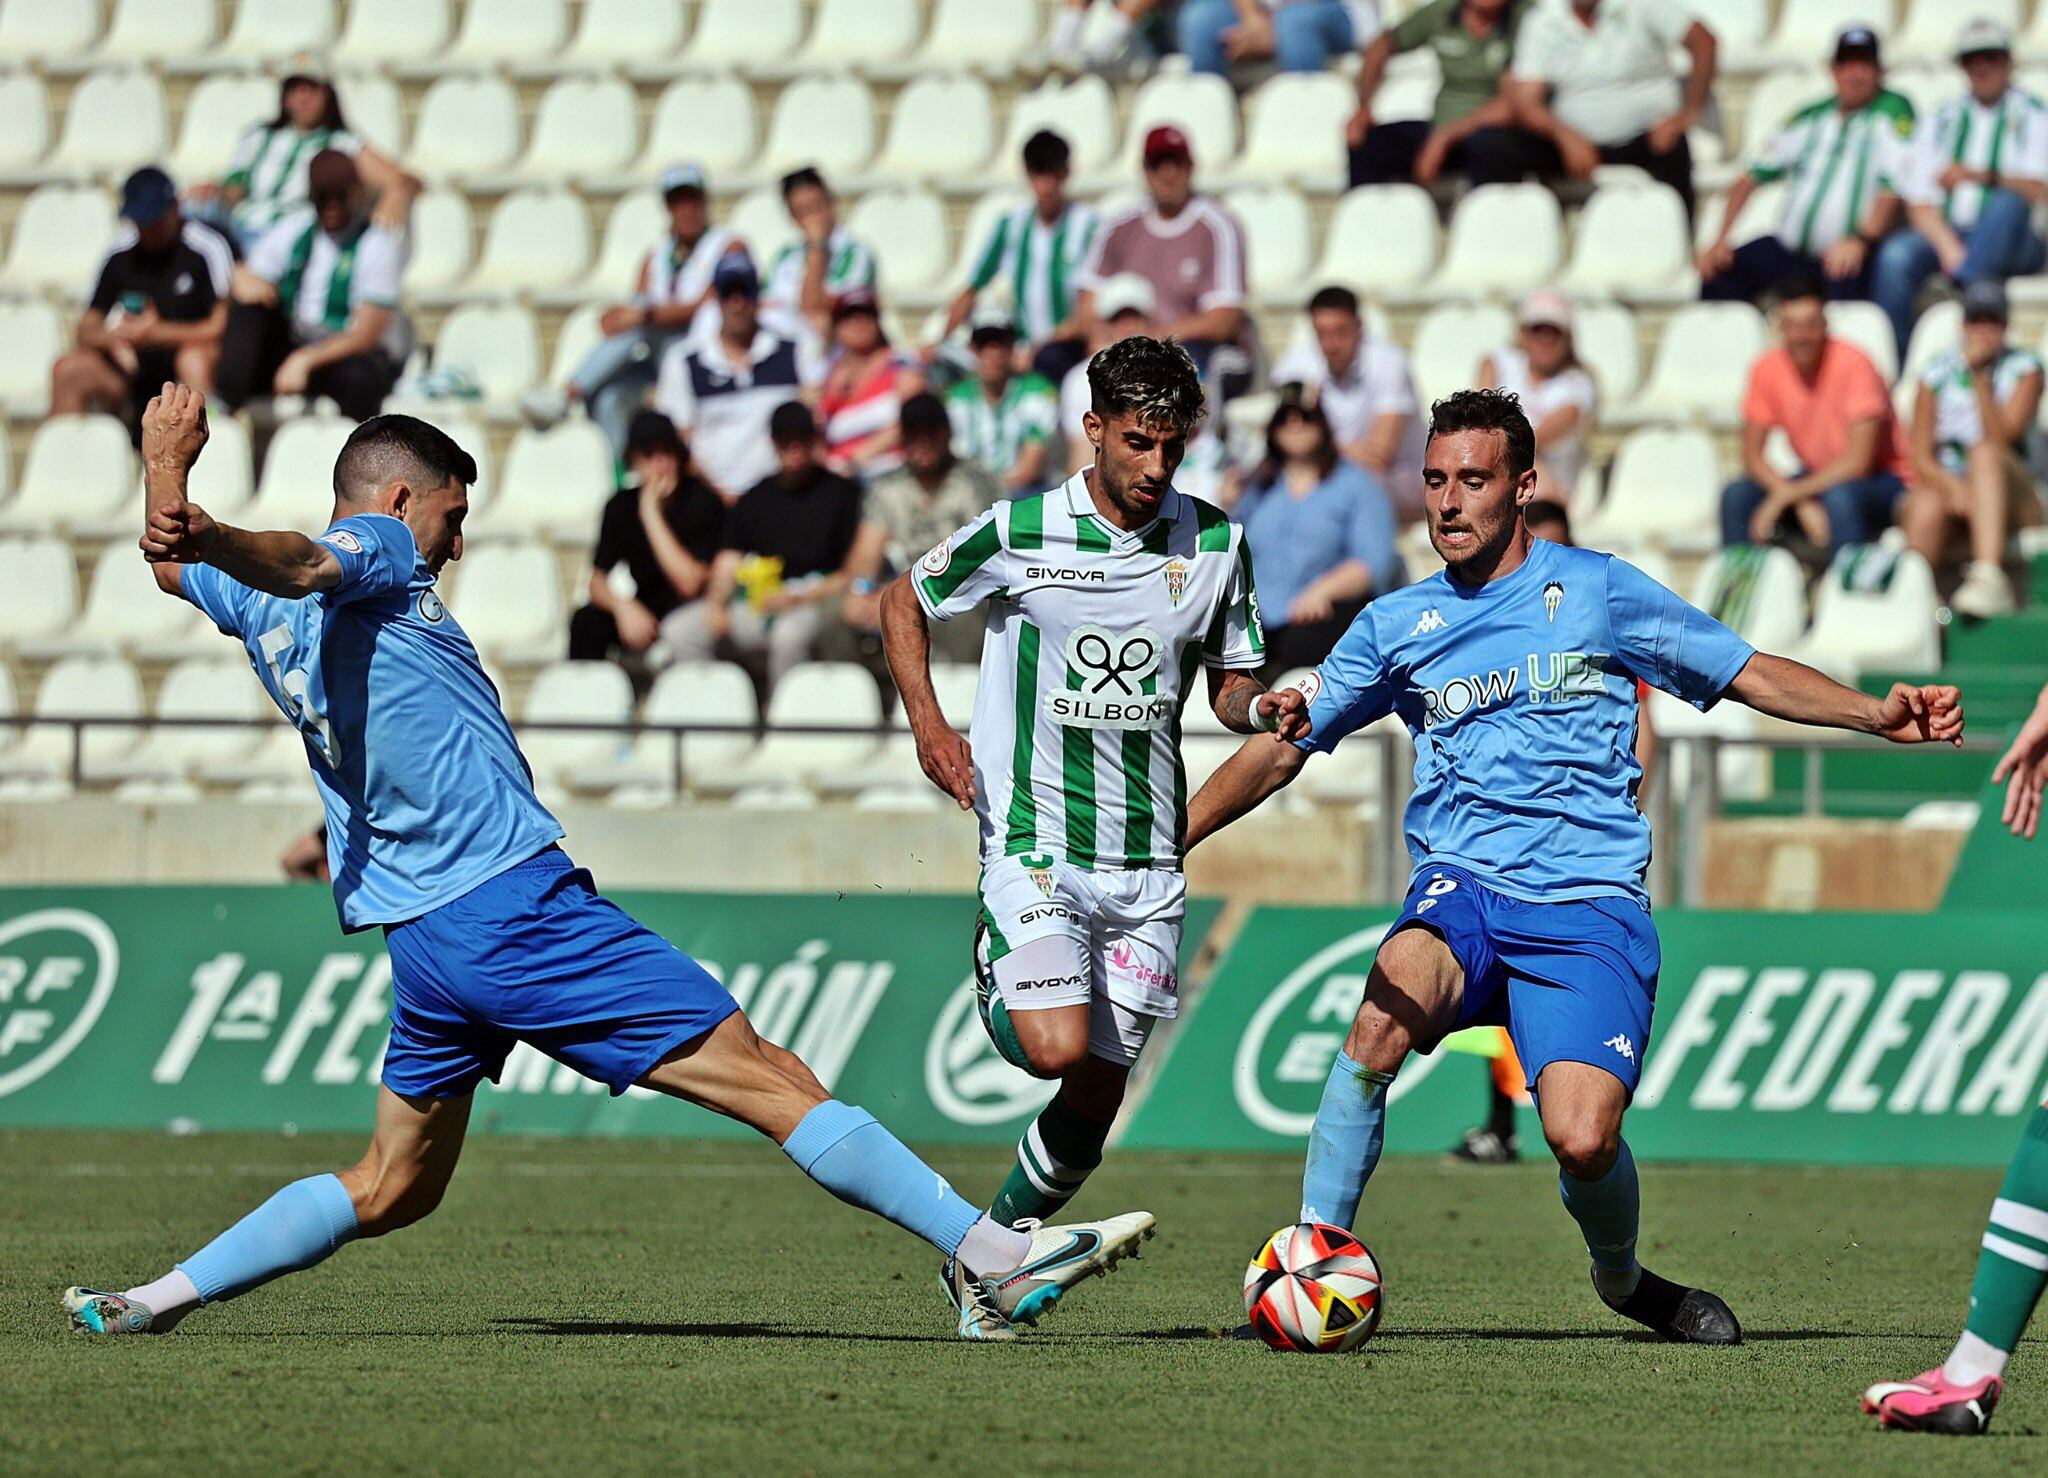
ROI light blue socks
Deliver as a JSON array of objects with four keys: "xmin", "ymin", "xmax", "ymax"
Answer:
[
  {"xmin": 782, "ymin": 1100, "xmax": 985, "ymax": 1258},
  {"xmin": 177, "ymin": 1173, "xmax": 360, "ymax": 1304},
  {"xmin": 1299, "ymin": 1051, "xmax": 1395, "ymax": 1228},
  {"xmin": 1559, "ymin": 1137, "xmax": 1643, "ymax": 1289}
]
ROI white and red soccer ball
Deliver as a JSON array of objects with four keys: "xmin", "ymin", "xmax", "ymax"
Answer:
[{"xmin": 1243, "ymin": 1222, "xmax": 1384, "ymax": 1353}]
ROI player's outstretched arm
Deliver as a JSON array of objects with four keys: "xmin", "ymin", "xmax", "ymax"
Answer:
[
  {"xmin": 1725, "ymin": 652, "xmax": 1964, "ymax": 747},
  {"xmin": 878, "ymin": 575, "xmax": 974, "ymax": 811},
  {"xmin": 1185, "ymin": 735, "xmax": 1306, "ymax": 852},
  {"xmin": 1209, "ymin": 668, "xmax": 1311, "ymax": 739},
  {"xmin": 1990, "ymin": 680, "xmax": 2048, "ymax": 839}
]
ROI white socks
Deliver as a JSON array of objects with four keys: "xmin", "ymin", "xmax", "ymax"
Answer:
[
  {"xmin": 1087, "ymin": 8, "xmax": 1134, "ymax": 61},
  {"xmin": 1943, "ymin": 1330, "xmax": 2011, "ymax": 1386},
  {"xmin": 124, "ymin": 1269, "xmax": 201, "ymax": 1330},
  {"xmin": 1050, "ymin": 7, "xmax": 1085, "ymax": 58},
  {"xmin": 1591, "ymin": 1261, "xmax": 1643, "ymax": 1303},
  {"xmin": 956, "ymin": 1215, "xmax": 1034, "ymax": 1277}
]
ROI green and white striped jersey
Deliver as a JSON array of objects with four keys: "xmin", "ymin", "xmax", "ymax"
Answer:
[
  {"xmin": 1918, "ymin": 344, "xmax": 2045, "ymax": 469},
  {"xmin": 944, "ymin": 373, "xmax": 1058, "ymax": 485},
  {"xmin": 913, "ymin": 472, "xmax": 1264, "ymax": 872},
  {"xmin": 1750, "ymin": 90, "xmax": 1915, "ymax": 255},
  {"xmin": 968, "ymin": 201, "xmax": 1100, "ymax": 345},
  {"xmin": 1904, "ymin": 87, "xmax": 2048, "ymax": 230},
  {"xmin": 225, "ymin": 124, "xmax": 364, "ymax": 238}
]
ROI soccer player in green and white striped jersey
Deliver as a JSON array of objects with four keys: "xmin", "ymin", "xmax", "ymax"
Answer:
[
  {"xmin": 880, "ymin": 335, "xmax": 1308, "ymax": 1337},
  {"xmin": 1698, "ymin": 25, "xmax": 1913, "ymax": 307}
]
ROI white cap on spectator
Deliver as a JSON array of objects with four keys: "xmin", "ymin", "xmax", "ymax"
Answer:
[
  {"xmin": 1095, "ymin": 273, "xmax": 1157, "ymax": 321},
  {"xmin": 1955, "ymin": 17, "xmax": 2014, "ymax": 59},
  {"xmin": 1517, "ymin": 289, "xmax": 1574, "ymax": 332}
]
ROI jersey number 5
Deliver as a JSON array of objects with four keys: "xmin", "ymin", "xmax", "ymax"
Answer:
[{"xmin": 257, "ymin": 623, "xmax": 340, "ymax": 766}]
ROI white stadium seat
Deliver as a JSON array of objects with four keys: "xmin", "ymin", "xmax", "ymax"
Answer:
[
  {"xmin": 182, "ymin": 410, "xmax": 255, "ymax": 523},
  {"xmin": 0, "ymin": 69, "xmax": 49, "ymax": 178},
  {"xmin": 1003, "ymin": 75, "xmax": 1118, "ymax": 179},
  {"xmin": 912, "ymin": 0, "xmax": 1042, "ymax": 77},
  {"xmin": 219, "ymin": 0, "xmax": 335, "ymax": 60},
  {"xmin": 1561, "ymin": 186, "xmax": 1696, "ymax": 302},
  {"xmin": 587, "ymin": 192, "xmax": 664, "ymax": 299},
  {"xmin": 1616, "ymin": 301, "xmax": 1765, "ymax": 428},
  {"xmin": 1898, "ymin": 0, "xmax": 2009, "ymax": 61},
  {"xmin": 516, "ymin": 75, "xmax": 638, "ymax": 184},
  {"xmin": 1374, "ymin": 69, "xmax": 1439, "ymax": 126},
  {"xmin": 1740, "ymin": 71, "xmax": 1827, "ymax": 158},
  {"xmin": 470, "ymin": 187, "xmax": 591, "ymax": 293},
  {"xmin": 447, "ymin": 0, "xmax": 569, "ymax": 66},
  {"xmin": 1688, "ymin": 0, "xmax": 1771, "ymax": 67},
  {"xmin": 1573, "ymin": 300, "xmax": 1643, "ymax": 407},
  {"xmin": 753, "ymin": 74, "xmax": 876, "ymax": 180},
  {"xmin": 483, "ymin": 421, "xmax": 614, "ymax": 542},
  {"xmin": 598, "ymin": 662, "xmax": 759, "ymax": 797},
  {"xmin": 1578, "ymin": 426, "xmax": 1723, "ymax": 550},
  {"xmin": 1413, "ymin": 302, "xmax": 1514, "ymax": 407},
  {"xmin": 432, "ymin": 302, "xmax": 541, "ymax": 410},
  {"xmin": 863, "ymin": 74, "xmax": 996, "ymax": 185},
  {"xmin": 0, "ymin": 299, "xmax": 61, "ymax": 416},
  {"xmin": 835, "ymin": 665, "xmax": 979, "ymax": 795},
  {"xmin": 726, "ymin": 186, "xmax": 798, "ymax": 270},
  {"xmin": 1225, "ymin": 185, "xmax": 1312, "ymax": 305},
  {"xmin": 20, "ymin": 547, "xmax": 209, "ymax": 662},
  {"xmin": 1826, "ymin": 299, "xmax": 1899, "ymax": 384},
  {"xmin": 1787, "ymin": 544, "xmax": 1940, "ymax": 680},
  {"xmin": 681, "ymin": 0, "xmax": 806, "ymax": 71},
  {"xmin": 0, "ymin": 0, "xmax": 97, "ymax": 60},
  {"xmin": 547, "ymin": 305, "xmax": 606, "ymax": 388},
  {"xmin": 1091, "ymin": 73, "xmax": 1239, "ymax": 188},
  {"xmin": 1698, "ymin": 180, "xmax": 1788, "ymax": 255},
  {"xmin": 0, "ymin": 414, "xmax": 132, "ymax": 536},
  {"xmin": 1905, "ymin": 299, "xmax": 1961, "ymax": 383},
  {"xmin": 769, "ymin": 0, "xmax": 922, "ymax": 76},
  {"xmin": 519, "ymin": 660, "xmax": 635, "ymax": 784},
  {"xmin": 1690, "ymin": 545, "xmax": 1810, "ymax": 651},
  {"xmin": 563, "ymin": 0, "xmax": 686, "ymax": 67},
  {"xmin": 246, "ymin": 414, "xmax": 355, "ymax": 533},
  {"xmin": 96, "ymin": 0, "xmax": 213, "ymax": 62},
  {"xmin": 2025, "ymin": 2, "xmax": 2048, "ymax": 57},
  {"xmin": 1770, "ymin": 0, "xmax": 1894, "ymax": 63},
  {"xmin": 335, "ymin": 69, "xmax": 406, "ymax": 156},
  {"xmin": 409, "ymin": 74, "xmax": 522, "ymax": 182},
  {"xmin": 0, "ymin": 182, "xmax": 112, "ymax": 295},
  {"xmin": 698, "ymin": 662, "xmax": 882, "ymax": 795},
  {"xmin": 1428, "ymin": 184, "xmax": 1561, "ymax": 296},
  {"xmin": 0, "ymin": 535, "xmax": 77, "ymax": 644},
  {"xmin": 844, "ymin": 187, "xmax": 948, "ymax": 302},
  {"xmin": 49, "ymin": 67, "xmax": 165, "ymax": 176},
  {"xmin": 105, "ymin": 659, "xmax": 268, "ymax": 782},
  {"xmin": 8, "ymin": 655, "xmax": 145, "ymax": 783},
  {"xmin": 449, "ymin": 543, "xmax": 568, "ymax": 665},
  {"xmin": 1226, "ymin": 72, "xmax": 1350, "ymax": 186},
  {"xmin": 631, "ymin": 74, "xmax": 758, "ymax": 183},
  {"xmin": 170, "ymin": 74, "xmax": 280, "ymax": 184},
  {"xmin": 404, "ymin": 190, "xmax": 475, "ymax": 296},
  {"xmin": 1314, "ymin": 185, "xmax": 1440, "ymax": 293},
  {"xmin": 334, "ymin": 0, "xmax": 451, "ymax": 64}
]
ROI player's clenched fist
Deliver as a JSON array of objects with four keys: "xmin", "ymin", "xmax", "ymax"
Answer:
[
  {"xmin": 139, "ymin": 495, "xmax": 219, "ymax": 564},
  {"xmin": 141, "ymin": 382, "xmax": 209, "ymax": 476},
  {"xmin": 913, "ymin": 720, "xmax": 976, "ymax": 811},
  {"xmin": 1873, "ymin": 682, "xmax": 1964, "ymax": 747},
  {"xmin": 1257, "ymin": 687, "xmax": 1312, "ymax": 743}
]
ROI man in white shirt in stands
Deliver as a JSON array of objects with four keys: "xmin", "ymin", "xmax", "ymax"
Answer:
[
  {"xmin": 655, "ymin": 256, "xmax": 826, "ymax": 502},
  {"xmin": 1270, "ymin": 285, "xmax": 1426, "ymax": 521},
  {"xmin": 1486, "ymin": 0, "xmax": 1717, "ymax": 223},
  {"xmin": 1872, "ymin": 19, "xmax": 2048, "ymax": 365},
  {"xmin": 217, "ymin": 149, "xmax": 408, "ymax": 422}
]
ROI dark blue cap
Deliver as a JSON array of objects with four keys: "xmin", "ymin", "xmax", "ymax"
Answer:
[
  {"xmin": 1833, "ymin": 25, "xmax": 1881, "ymax": 64},
  {"xmin": 712, "ymin": 254, "xmax": 760, "ymax": 298},
  {"xmin": 120, "ymin": 166, "xmax": 177, "ymax": 226}
]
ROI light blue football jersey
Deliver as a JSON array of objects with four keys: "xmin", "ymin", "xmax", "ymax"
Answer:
[
  {"xmin": 181, "ymin": 513, "xmax": 562, "ymax": 930},
  {"xmin": 1295, "ymin": 537, "xmax": 1755, "ymax": 904}
]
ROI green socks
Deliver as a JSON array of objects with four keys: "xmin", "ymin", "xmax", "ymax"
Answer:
[
  {"xmin": 990, "ymin": 1092, "xmax": 1113, "ymax": 1228},
  {"xmin": 1949, "ymin": 1105, "xmax": 2048, "ymax": 1382}
]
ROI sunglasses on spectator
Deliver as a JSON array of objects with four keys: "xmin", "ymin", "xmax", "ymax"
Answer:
[{"xmin": 310, "ymin": 190, "xmax": 351, "ymax": 207}]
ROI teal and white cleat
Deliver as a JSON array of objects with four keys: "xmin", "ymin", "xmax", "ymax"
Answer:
[
  {"xmin": 63, "ymin": 1287, "xmax": 159, "ymax": 1335},
  {"xmin": 971, "ymin": 1212, "xmax": 1157, "ymax": 1329},
  {"xmin": 939, "ymin": 1257, "xmax": 1019, "ymax": 1341}
]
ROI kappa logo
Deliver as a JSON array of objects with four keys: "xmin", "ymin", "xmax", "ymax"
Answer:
[
  {"xmin": 1163, "ymin": 557, "xmax": 1189, "ymax": 607},
  {"xmin": 0, "ymin": 909, "xmax": 120, "ymax": 1099},
  {"xmin": 919, "ymin": 539, "xmax": 952, "ymax": 578},
  {"xmin": 1605, "ymin": 1033, "xmax": 1637, "ymax": 1065},
  {"xmin": 1411, "ymin": 609, "xmax": 1448, "ymax": 636},
  {"xmin": 1543, "ymin": 580, "xmax": 1565, "ymax": 623}
]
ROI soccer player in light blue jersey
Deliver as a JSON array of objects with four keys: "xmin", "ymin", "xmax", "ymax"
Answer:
[
  {"xmin": 1189, "ymin": 388, "xmax": 1964, "ymax": 1344},
  {"xmin": 63, "ymin": 385, "xmax": 1154, "ymax": 1344}
]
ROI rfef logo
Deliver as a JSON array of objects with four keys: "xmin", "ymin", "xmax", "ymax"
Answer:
[
  {"xmin": 0, "ymin": 909, "xmax": 119, "ymax": 1099},
  {"xmin": 925, "ymin": 977, "xmax": 1059, "ymax": 1126}
]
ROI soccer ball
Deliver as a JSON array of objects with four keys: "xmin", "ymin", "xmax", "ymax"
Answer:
[{"xmin": 1242, "ymin": 1222, "xmax": 1384, "ymax": 1353}]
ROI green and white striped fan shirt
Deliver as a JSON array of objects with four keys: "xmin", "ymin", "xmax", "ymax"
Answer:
[
  {"xmin": 1904, "ymin": 87, "xmax": 2048, "ymax": 231},
  {"xmin": 913, "ymin": 473, "xmax": 1265, "ymax": 871},
  {"xmin": 1750, "ymin": 90, "xmax": 1915, "ymax": 256},
  {"xmin": 944, "ymin": 373, "xmax": 1058, "ymax": 485},
  {"xmin": 1919, "ymin": 344, "xmax": 2045, "ymax": 470},
  {"xmin": 968, "ymin": 201, "xmax": 1100, "ymax": 345},
  {"xmin": 764, "ymin": 227, "xmax": 877, "ymax": 313},
  {"xmin": 225, "ymin": 124, "xmax": 364, "ymax": 238}
]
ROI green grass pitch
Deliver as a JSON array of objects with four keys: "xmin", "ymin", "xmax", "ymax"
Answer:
[{"xmin": 3, "ymin": 1129, "xmax": 2041, "ymax": 1474}]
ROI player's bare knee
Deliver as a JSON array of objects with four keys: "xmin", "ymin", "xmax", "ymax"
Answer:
[
  {"xmin": 1545, "ymin": 1116, "xmax": 1620, "ymax": 1181},
  {"xmin": 1024, "ymin": 1033, "xmax": 1090, "ymax": 1079},
  {"xmin": 1343, "ymin": 1001, "xmax": 1415, "ymax": 1076}
]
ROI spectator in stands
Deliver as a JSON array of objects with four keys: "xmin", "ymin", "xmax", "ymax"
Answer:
[
  {"xmin": 1060, "ymin": 274, "xmax": 1157, "ymax": 474},
  {"xmin": 1075, "ymin": 127, "xmax": 1252, "ymax": 396},
  {"xmin": 662, "ymin": 403, "xmax": 864, "ymax": 692},
  {"xmin": 841, "ymin": 394, "xmax": 1003, "ymax": 664},
  {"xmin": 655, "ymin": 256, "xmax": 826, "ymax": 502},
  {"xmin": 568, "ymin": 412, "xmax": 726, "ymax": 665},
  {"xmin": 942, "ymin": 130, "xmax": 1100, "ymax": 386},
  {"xmin": 1229, "ymin": 393, "xmax": 1406, "ymax": 674},
  {"xmin": 1492, "ymin": 0, "xmax": 1716, "ymax": 221},
  {"xmin": 1698, "ymin": 27, "xmax": 1912, "ymax": 309},
  {"xmin": 1901, "ymin": 281, "xmax": 2044, "ymax": 620},
  {"xmin": 818, "ymin": 289, "xmax": 925, "ymax": 480},
  {"xmin": 1872, "ymin": 20, "xmax": 2048, "ymax": 365},
  {"xmin": 1047, "ymin": 0, "xmax": 1163, "ymax": 71},
  {"xmin": 188, "ymin": 59, "xmax": 418, "ymax": 246},
  {"xmin": 1349, "ymin": 0, "xmax": 1525, "ymax": 189},
  {"xmin": 544, "ymin": 164, "xmax": 749, "ymax": 459},
  {"xmin": 1270, "ymin": 285, "xmax": 1426, "ymax": 520},
  {"xmin": 762, "ymin": 167, "xmax": 877, "ymax": 341},
  {"xmin": 1179, "ymin": 0, "xmax": 1380, "ymax": 76},
  {"xmin": 945, "ymin": 310, "xmax": 1060, "ymax": 494},
  {"xmin": 1721, "ymin": 274, "xmax": 1910, "ymax": 561},
  {"xmin": 50, "ymin": 167, "xmax": 233, "ymax": 441},
  {"xmin": 217, "ymin": 150, "xmax": 406, "ymax": 422},
  {"xmin": 1475, "ymin": 290, "xmax": 1598, "ymax": 505}
]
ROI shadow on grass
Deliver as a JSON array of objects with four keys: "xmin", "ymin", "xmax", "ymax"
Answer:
[
  {"xmin": 498, "ymin": 1319, "xmax": 1865, "ymax": 1345},
  {"xmin": 494, "ymin": 1318, "xmax": 957, "ymax": 1343}
]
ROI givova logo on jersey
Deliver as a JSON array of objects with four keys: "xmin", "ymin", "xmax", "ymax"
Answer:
[
  {"xmin": 1418, "ymin": 651, "xmax": 1609, "ymax": 728},
  {"xmin": 1046, "ymin": 624, "xmax": 1173, "ymax": 730}
]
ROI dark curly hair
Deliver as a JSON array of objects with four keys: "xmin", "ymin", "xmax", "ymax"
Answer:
[
  {"xmin": 1425, "ymin": 387, "xmax": 1535, "ymax": 482},
  {"xmin": 1087, "ymin": 335, "xmax": 1206, "ymax": 437}
]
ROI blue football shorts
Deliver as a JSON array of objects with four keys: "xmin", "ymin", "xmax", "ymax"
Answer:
[
  {"xmin": 380, "ymin": 847, "xmax": 740, "ymax": 1098},
  {"xmin": 1388, "ymin": 863, "xmax": 1659, "ymax": 1097}
]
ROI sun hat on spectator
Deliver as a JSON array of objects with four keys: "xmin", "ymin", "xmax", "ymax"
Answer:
[{"xmin": 1095, "ymin": 274, "xmax": 1158, "ymax": 321}]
